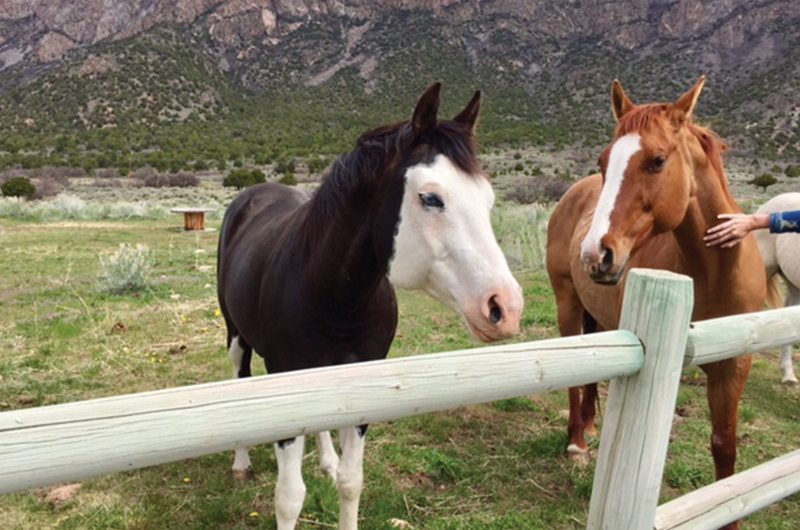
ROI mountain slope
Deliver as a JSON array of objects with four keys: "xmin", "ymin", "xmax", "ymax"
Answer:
[{"xmin": 0, "ymin": 0, "xmax": 798, "ymax": 171}]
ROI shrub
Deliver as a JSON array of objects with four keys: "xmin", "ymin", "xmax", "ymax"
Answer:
[
  {"xmin": 33, "ymin": 177, "xmax": 67, "ymax": 199},
  {"xmin": 274, "ymin": 157, "xmax": 296, "ymax": 175},
  {"xmin": 135, "ymin": 171, "xmax": 196, "ymax": 188},
  {"xmin": 168, "ymin": 172, "xmax": 199, "ymax": 187},
  {"xmin": 95, "ymin": 168, "xmax": 120, "ymax": 179},
  {"xmin": 279, "ymin": 172, "xmax": 298, "ymax": 186},
  {"xmin": 44, "ymin": 194, "xmax": 88, "ymax": 220},
  {"xmin": 223, "ymin": 168, "xmax": 265, "ymax": 189},
  {"xmin": 96, "ymin": 243, "xmax": 154, "ymax": 294},
  {"xmin": 748, "ymin": 173, "xmax": 777, "ymax": 192},
  {"xmin": 142, "ymin": 173, "xmax": 169, "ymax": 188},
  {"xmin": 307, "ymin": 156, "xmax": 330, "ymax": 175},
  {"xmin": 131, "ymin": 166, "xmax": 157, "ymax": 181},
  {"xmin": 785, "ymin": 165, "xmax": 800, "ymax": 178},
  {"xmin": 34, "ymin": 166, "xmax": 76, "ymax": 184},
  {"xmin": 1, "ymin": 176, "xmax": 36, "ymax": 199},
  {"xmin": 505, "ymin": 176, "xmax": 571, "ymax": 204}
]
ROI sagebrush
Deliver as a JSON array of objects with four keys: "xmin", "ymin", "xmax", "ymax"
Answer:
[{"xmin": 96, "ymin": 243, "xmax": 154, "ymax": 294}]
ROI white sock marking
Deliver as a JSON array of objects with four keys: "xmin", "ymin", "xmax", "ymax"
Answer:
[
  {"xmin": 232, "ymin": 447, "xmax": 252, "ymax": 472},
  {"xmin": 228, "ymin": 335, "xmax": 244, "ymax": 378},
  {"xmin": 228, "ymin": 336, "xmax": 252, "ymax": 474},
  {"xmin": 275, "ymin": 436, "xmax": 306, "ymax": 530},
  {"xmin": 336, "ymin": 427, "xmax": 366, "ymax": 530},
  {"xmin": 316, "ymin": 431, "xmax": 339, "ymax": 482}
]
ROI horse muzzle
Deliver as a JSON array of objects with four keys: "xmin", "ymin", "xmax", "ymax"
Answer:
[
  {"xmin": 463, "ymin": 285, "xmax": 524, "ymax": 342},
  {"xmin": 581, "ymin": 245, "xmax": 626, "ymax": 285}
]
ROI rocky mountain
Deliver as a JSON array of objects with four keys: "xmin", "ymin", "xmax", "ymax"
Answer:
[{"xmin": 0, "ymin": 0, "xmax": 798, "ymax": 169}]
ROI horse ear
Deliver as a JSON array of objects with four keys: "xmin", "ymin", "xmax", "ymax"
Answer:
[
  {"xmin": 670, "ymin": 75, "xmax": 705, "ymax": 126},
  {"xmin": 412, "ymin": 82, "xmax": 441, "ymax": 135},
  {"xmin": 611, "ymin": 79, "xmax": 634, "ymax": 122},
  {"xmin": 453, "ymin": 90, "xmax": 481, "ymax": 134}
]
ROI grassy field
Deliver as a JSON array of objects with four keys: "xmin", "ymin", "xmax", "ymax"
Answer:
[{"xmin": 0, "ymin": 201, "xmax": 798, "ymax": 529}]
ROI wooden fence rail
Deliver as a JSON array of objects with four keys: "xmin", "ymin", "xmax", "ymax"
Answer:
[
  {"xmin": 0, "ymin": 268, "xmax": 797, "ymax": 529},
  {"xmin": 0, "ymin": 331, "xmax": 643, "ymax": 493},
  {"xmin": 654, "ymin": 449, "xmax": 800, "ymax": 530}
]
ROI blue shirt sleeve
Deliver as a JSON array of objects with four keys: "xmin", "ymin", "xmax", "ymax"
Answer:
[{"xmin": 769, "ymin": 210, "xmax": 800, "ymax": 233}]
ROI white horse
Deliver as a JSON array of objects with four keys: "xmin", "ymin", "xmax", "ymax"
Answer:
[{"xmin": 755, "ymin": 192, "xmax": 800, "ymax": 384}]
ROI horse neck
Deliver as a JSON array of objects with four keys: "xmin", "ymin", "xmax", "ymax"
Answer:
[
  {"xmin": 303, "ymin": 151, "xmax": 404, "ymax": 299},
  {"xmin": 671, "ymin": 140, "xmax": 763, "ymax": 314}
]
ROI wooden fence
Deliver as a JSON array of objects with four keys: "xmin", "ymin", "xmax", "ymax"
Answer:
[{"xmin": 0, "ymin": 269, "xmax": 798, "ymax": 528}]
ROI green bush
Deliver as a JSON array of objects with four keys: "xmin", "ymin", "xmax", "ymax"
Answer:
[
  {"xmin": 748, "ymin": 173, "xmax": 777, "ymax": 192},
  {"xmin": 274, "ymin": 157, "xmax": 296, "ymax": 175},
  {"xmin": 1, "ymin": 176, "xmax": 36, "ymax": 199},
  {"xmin": 278, "ymin": 172, "xmax": 297, "ymax": 186},
  {"xmin": 223, "ymin": 168, "xmax": 266, "ymax": 189},
  {"xmin": 307, "ymin": 156, "xmax": 330, "ymax": 175},
  {"xmin": 785, "ymin": 165, "xmax": 800, "ymax": 178}
]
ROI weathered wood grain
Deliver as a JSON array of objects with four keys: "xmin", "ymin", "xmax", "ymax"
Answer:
[
  {"xmin": 587, "ymin": 268, "xmax": 694, "ymax": 530},
  {"xmin": 0, "ymin": 332, "xmax": 642, "ymax": 493}
]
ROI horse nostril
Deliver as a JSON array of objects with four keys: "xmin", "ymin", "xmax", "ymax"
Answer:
[
  {"xmin": 601, "ymin": 247, "xmax": 614, "ymax": 272},
  {"xmin": 489, "ymin": 296, "xmax": 502, "ymax": 324}
]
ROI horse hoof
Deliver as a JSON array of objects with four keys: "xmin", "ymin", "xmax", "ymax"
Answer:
[
  {"xmin": 781, "ymin": 376, "xmax": 798, "ymax": 386},
  {"xmin": 232, "ymin": 468, "xmax": 253, "ymax": 482},
  {"xmin": 566, "ymin": 444, "xmax": 591, "ymax": 465}
]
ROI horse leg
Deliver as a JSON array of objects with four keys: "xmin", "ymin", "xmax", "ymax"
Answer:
[
  {"xmin": 554, "ymin": 286, "xmax": 591, "ymax": 462},
  {"xmin": 567, "ymin": 387, "xmax": 590, "ymax": 461},
  {"xmin": 229, "ymin": 335, "xmax": 254, "ymax": 481},
  {"xmin": 317, "ymin": 431, "xmax": 340, "ymax": 483},
  {"xmin": 781, "ymin": 286, "xmax": 799, "ymax": 385},
  {"xmin": 274, "ymin": 436, "xmax": 307, "ymax": 530},
  {"xmin": 704, "ymin": 356, "xmax": 752, "ymax": 530},
  {"xmin": 780, "ymin": 346, "xmax": 798, "ymax": 385},
  {"xmin": 580, "ymin": 313, "xmax": 600, "ymax": 437},
  {"xmin": 581, "ymin": 383, "xmax": 599, "ymax": 437},
  {"xmin": 337, "ymin": 425, "xmax": 367, "ymax": 530}
]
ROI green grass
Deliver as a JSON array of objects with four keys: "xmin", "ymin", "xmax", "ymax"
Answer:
[{"xmin": 0, "ymin": 215, "xmax": 798, "ymax": 529}]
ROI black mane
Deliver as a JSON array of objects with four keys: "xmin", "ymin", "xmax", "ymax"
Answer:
[{"xmin": 305, "ymin": 119, "xmax": 481, "ymax": 234}]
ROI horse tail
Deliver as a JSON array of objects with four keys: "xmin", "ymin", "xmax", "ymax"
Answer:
[{"xmin": 766, "ymin": 274, "xmax": 783, "ymax": 309}]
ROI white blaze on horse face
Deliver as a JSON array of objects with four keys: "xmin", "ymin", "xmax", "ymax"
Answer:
[
  {"xmin": 389, "ymin": 154, "xmax": 523, "ymax": 341},
  {"xmin": 581, "ymin": 133, "xmax": 642, "ymax": 260}
]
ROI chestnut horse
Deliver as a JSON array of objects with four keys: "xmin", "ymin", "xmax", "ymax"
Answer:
[
  {"xmin": 546, "ymin": 77, "xmax": 765, "ymax": 529},
  {"xmin": 217, "ymin": 83, "xmax": 523, "ymax": 530},
  {"xmin": 755, "ymin": 192, "xmax": 800, "ymax": 384}
]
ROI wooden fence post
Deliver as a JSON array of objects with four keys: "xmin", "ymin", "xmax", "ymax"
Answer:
[{"xmin": 587, "ymin": 268, "xmax": 694, "ymax": 530}]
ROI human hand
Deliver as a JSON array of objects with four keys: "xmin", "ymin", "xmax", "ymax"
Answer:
[{"xmin": 704, "ymin": 213, "xmax": 768, "ymax": 248}]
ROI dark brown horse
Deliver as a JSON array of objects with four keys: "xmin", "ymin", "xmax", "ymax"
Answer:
[
  {"xmin": 217, "ymin": 83, "xmax": 523, "ymax": 530},
  {"xmin": 546, "ymin": 77, "xmax": 765, "ymax": 530}
]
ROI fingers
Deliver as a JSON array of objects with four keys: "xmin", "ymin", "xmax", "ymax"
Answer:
[
  {"xmin": 706, "ymin": 220, "xmax": 734, "ymax": 235},
  {"xmin": 716, "ymin": 213, "xmax": 744, "ymax": 221},
  {"xmin": 721, "ymin": 238, "xmax": 742, "ymax": 248},
  {"xmin": 704, "ymin": 222, "xmax": 743, "ymax": 247},
  {"xmin": 705, "ymin": 232, "xmax": 735, "ymax": 246}
]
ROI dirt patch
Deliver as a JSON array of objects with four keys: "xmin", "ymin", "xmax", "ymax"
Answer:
[
  {"xmin": 0, "ymin": 287, "xmax": 33, "ymax": 301},
  {"xmin": 39, "ymin": 483, "xmax": 81, "ymax": 508}
]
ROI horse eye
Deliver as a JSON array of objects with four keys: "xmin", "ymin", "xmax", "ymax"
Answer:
[
  {"xmin": 648, "ymin": 155, "xmax": 667, "ymax": 173},
  {"xmin": 419, "ymin": 192, "xmax": 445, "ymax": 210}
]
